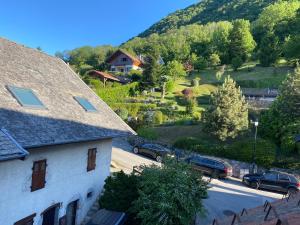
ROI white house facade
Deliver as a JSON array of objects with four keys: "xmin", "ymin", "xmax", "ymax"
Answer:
[
  {"xmin": 0, "ymin": 38, "xmax": 135, "ymax": 225},
  {"xmin": 0, "ymin": 139, "xmax": 111, "ymax": 225}
]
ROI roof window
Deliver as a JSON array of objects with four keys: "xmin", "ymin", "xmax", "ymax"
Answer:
[
  {"xmin": 8, "ymin": 86, "xmax": 45, "ymax": 108},
  {"xmin": 74, "ymin": 96, "xmax": 97, "ymax": 112}
]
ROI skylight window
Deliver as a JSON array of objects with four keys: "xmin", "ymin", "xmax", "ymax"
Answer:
[
  {"xmin": 74, "ymin": 97, "xmax": 97, "ymax": 112},
  {"xmin": 7, "ymin": 86, "xmax": 45, "ymax": 108}
]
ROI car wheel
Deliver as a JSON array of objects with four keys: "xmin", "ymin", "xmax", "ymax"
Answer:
[
  {"xmin": 133, "ymin": 147, "xmax": 139, "ymax": 154},
  {"xmin": 287, "ymin": 187, "xmax": 298, "ymax": 195},
  {"xmin": 156, "ymin": 155, "xmax": 162, "ymax": 163},
  {"xmin": 250, "ymin": 181, "xmax": 259, "ymax": 189}
]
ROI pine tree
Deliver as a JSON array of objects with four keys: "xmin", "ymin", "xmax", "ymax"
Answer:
[
  {"xmin": 204, "ymin": 76, "xmax": 248, "ymax": 141},
  {"xmin": 229, "ymin": 19, "xmax": 256, "ymax": 63}
]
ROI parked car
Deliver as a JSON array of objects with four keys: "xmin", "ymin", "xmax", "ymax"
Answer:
[
  {"xmin": 185, "ymin": 155, "xmax": 233, "ymax": 179},
  {"xmin": 133, "ymin": 143, "xmax": 173, "ymax": 162},
  {"xmin": 243, "ymin": 171, "xmax": 300, "ymax": 194}
]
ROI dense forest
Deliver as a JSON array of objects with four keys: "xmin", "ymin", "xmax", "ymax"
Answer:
[{"xmin": 138, "ymin": 0, "xmax": 276, "ymax": 37}]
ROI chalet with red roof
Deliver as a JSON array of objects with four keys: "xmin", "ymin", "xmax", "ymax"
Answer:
[
  {"xmin": 88, "ymin": 70, "xmax": 122, "ymax": 86},
  {"xmin": 107, "ymin": 49, "xmax": 143, "ymax": 74}
]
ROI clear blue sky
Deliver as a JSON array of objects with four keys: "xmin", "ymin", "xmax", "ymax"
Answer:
[{"xmin": 0, "ymin": 1, "xmax": 197, "ymax": 55}]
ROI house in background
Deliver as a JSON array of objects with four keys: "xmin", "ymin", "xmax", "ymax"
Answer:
[
  {"xmin": 107, "ymin": 49, "xmax": 143, "ymax": 74},
  {"xmin": 0, "ymin": 38, "xmax": 135, "ymax": 225}
]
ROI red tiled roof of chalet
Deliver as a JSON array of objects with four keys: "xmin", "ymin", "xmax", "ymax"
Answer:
[
  {"xmin": 213, "ymin": 192, "xmax": 300, "ymax": 225},
  {"xmin": 88, "ymin": 70, "xmax": 120, "ymax": 82}
]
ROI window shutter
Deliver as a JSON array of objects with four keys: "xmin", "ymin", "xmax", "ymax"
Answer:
[
  {"xmin": 87, "ymin": 148, "xmax": 97, "ymax": 171},
  {"xmin": 31, "ymin": 160, "xmax": 47, "ymax": 192}
]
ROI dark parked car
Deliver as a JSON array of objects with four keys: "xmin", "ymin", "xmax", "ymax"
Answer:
[
  {"xmin": 185, "ymin": 155, "xmax": 233, "ymax": 178},
  {"xmin": 243, "ymin": 171, "xmax": 300, "ymax": 194},
  {"xmin": 133, "ymin": 143, "xmax": 173, "ymax": 162}
]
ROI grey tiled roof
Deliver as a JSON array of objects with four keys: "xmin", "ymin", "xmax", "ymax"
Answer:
[
  {"xmin": 0, "ymin": 129, "xmax": 29, "ymax": 161},
  {"xmin": 0, "ymin": 37, "xmax": 136, "ymax": 153}
]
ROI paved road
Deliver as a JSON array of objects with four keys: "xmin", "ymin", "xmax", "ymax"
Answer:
[{"xmin": 111, "ymin": 138, "xmax": 283, "ymax": 225}]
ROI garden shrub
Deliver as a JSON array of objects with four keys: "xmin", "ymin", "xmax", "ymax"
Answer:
[
  {"xmin": 191, "ymin": 78, "xmax": 200, "ymax": 87},
  {"xmin": 186, "ymin": 98, "xmax": 197, "ymax": 115},
  {"xmin": 231, "ymin": 57, "xmax": 243, "ymax": 71},
  {"xmin": 166, "ymin": 80, "xmax": 175, "ymax": 93},
  {"xmin": 153, "ymin": 111, "xmax": 163, "ymax": 125},
  {"xmin": 97, "ymin": 82, "xmax": 138, "ymax": 103},
  {"xmin": 115, "ymin": 108, "xmax": 129, "ymax": 120}
]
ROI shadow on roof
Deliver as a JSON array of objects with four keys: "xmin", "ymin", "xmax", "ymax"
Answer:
[{"xmin": 0, "ymin": 108, "xmax": 135, "ymax": 149}]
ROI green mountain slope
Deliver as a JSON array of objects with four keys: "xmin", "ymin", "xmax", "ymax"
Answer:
[{"xmin": 139, "ymin": 0, "xmax": 276, "ymax": 37}]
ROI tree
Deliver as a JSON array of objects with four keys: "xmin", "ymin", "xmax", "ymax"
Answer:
[
  {"xmin": 99, "ymin": 171, "xmax": 140, "ymax": 224},
  {"xmin": 141, "ymin": 53, "xmax": 163, "ymax": 90},
  {"xmin": 165, "ymin": 60, "xmax": 186, "ymax": 80},
  {"xmin": 204, "ymin": 76, "xmax": 248, "ymax": 141},
  {"xmin": 260, "ymin": 67, "xmax": 300, "ymax": 150},
  {"xmin": 231, "ymin": 57, "xmax": 243, "ymax": 71},
  {"xmin": 229, "ymin": 19, "xmax": 256, "ymax": 63},
  {"xmin": 209, "ymin": 53, "xmax": 221, "ymax": 68},
  {"xmin": 259, "ymin": 31, "xmax": 280, "ymax": 67},
  {"xmin": 211, "ymin": 21, "xmax": 233, "ymax": 64},
  {"xmin": 159, "ymin": 74, "xmax": 169, "ymax": 100},
  {"xmin": 133, "ymin": 159, "xmax": 207, "ymax": 225}
]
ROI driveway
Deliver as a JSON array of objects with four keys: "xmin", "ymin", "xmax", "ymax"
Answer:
[{"xmin": 111, "ymin": 138, "xmax": 283, "ymax": 225}]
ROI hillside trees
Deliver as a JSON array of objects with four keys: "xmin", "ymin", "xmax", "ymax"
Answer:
[
  {"xmin": 204, "ymin": 76, "xmax": 248, "ymax": 141},
  {"xmin": 229, "ymin": 19, "xmax": 256, "ymax": 69},
  {"xmin": 253, "ymin": 1, "xmax": 300, "ymax": 64}
]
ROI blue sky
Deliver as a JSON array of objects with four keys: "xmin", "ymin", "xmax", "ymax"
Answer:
[{"xmin": 0, "ymin": 0, "xmax": 197, "ymax": 55}]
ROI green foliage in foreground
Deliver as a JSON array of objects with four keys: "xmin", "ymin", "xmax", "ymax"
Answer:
[
  {"xmin": 133, "ymin": 159, "xmax": 208, "ymax": 225},
  {"xmin": 204, "ymin": 76, "xmax": 248, "ymax": 141},
  {"xmin": 100, "ymin": 159, "xmax": 208, "ymax": 225}
]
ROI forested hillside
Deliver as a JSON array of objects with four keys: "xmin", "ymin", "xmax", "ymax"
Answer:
[{"xmin": 139, "ymin": 0, "xmax": 276, "ymax": 37}]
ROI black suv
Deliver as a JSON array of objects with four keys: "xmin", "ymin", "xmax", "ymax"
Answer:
[
  {"xmin": 133, "ymin": 143, "xmax": 173, "ymax": 162},
  {"xmin": 185, "ymin": 155, "xmax": 233, "ymax": 178},
  {"xmin": 243, "ymin": 171, "xmax": 300, "ymax": 194}
]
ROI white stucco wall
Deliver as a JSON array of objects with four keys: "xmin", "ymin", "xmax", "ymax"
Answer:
[{"xmin": 0, "ymin": 138, "xmax": 112, "ymax": 225}]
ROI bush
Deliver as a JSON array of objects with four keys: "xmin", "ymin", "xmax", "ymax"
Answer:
[
  {"xmin": 186, "ymin": 98, "xmax": 197, "ymax": 115},
  {"xmin": 194, "ymin": 56, "xmax": 208, "ymax": 70},
  {"xmin": 166, "ymin": 80, "xmax": 175, "ymax": 93},
  {"xmin": 153, "ymin": 111, "xmax": 163, "ymax": 125},
  {"xmin": 191, "ymin": 78, "xmax": 200, "ymax": 87},
  {"xmin": 115, "ymin": 108, "xmax": 129, "ymax": 120},
  {"xmin": 231, "ymin": 57, "xmax": 243, "ymax": 71},
  {"xmin": 97, "ymin": 82, "xmax": 138, "ymax": 103},
  {"xmin": 182, "ymin": 88, "xmax": 194, "ymax": 99},
  {"xmin": 137, "ymin": 127, "xmax": 159, "ymax": 140}
]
